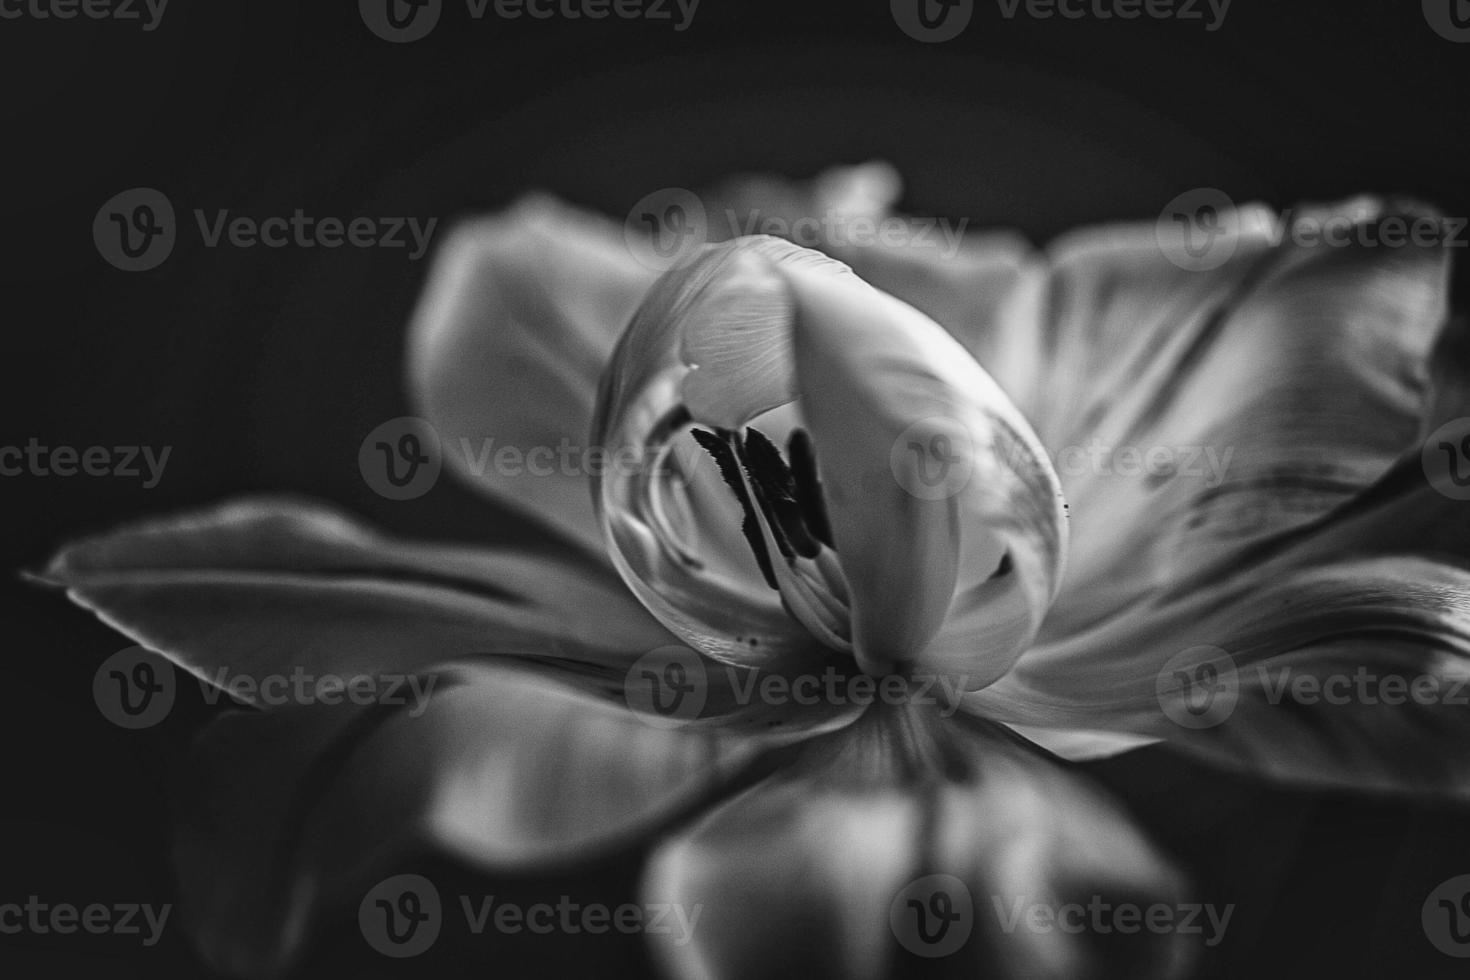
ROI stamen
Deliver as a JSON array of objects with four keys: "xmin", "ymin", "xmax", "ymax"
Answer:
[
  {"xmin": 787, "ymin": 428, "xmax": 834, "ymax": 549},
  {"xmin": 692, "ymin": 425, "xmax": 854, "ymax": 652},
  {"xmin": 737, "ymin": 428, "xmax": 822, "ymax": 560},
  {"xmin": 689, "ymin": 427, "xmax": 780, "ymax": 590}
]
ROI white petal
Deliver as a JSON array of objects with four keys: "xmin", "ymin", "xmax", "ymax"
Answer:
[
  {"xmin": 1036, "ymin": 199, "xmax": 1448, "ymax": 638},
  {"xmin": 642, "ymin": 708, "xmax": 1187, "ymax": 980},
  {"xmin": 677, "ymin": 237, "xmax": 854, "ymax": 427},
  {"xmin": 782, "ymin": 264, "xmax": 1067, "ymax": 683},
  {"xmin": 172, "ymin": 664, "xmax": 763, "ymax": 977},
  {"xmin": 407, "ymin": 195, "xmax": 657, "ymax": 555},
  {"xmin": 969, "ymin": 555, "xmax": 1470, "ymax": 798},
  {"xmin": 38, "ymin": 496, "xmax": 673, "ymax": 687}
]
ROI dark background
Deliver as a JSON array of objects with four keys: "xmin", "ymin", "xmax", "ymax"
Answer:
[{"xmin": 3, "ymin": 0, "xmax": 1470, "ymax": 976}]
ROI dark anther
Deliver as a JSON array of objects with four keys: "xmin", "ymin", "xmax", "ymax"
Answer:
[
  {"xmin": 787, "ymin": 428, "xmax": 834, "ymax": 549},
  {"xmin": 690, "ymin": 427, "xmax": 779, "ymax": 590},
  {"xmin": 739, "ymin": 428, "xmax": 821, "ymax": 560}
]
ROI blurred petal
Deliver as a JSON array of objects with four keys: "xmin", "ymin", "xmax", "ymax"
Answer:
[
  {"xmin": 408, "ymin": 195, "xmax": 657, "ymax": 555},
  {"xmin": 970, "ymin": 555, "xmax": 1470, "ymax": 798},
  {"xmin": 175, "ymin": 663, "xmax": 766, "ymax": 978},
  {"xmin": 36, "ymin": 497, "xmax": 673, "ymax": 690},
  {"xmin": 782, "ymin": 262, "xmax": 1067, "ymax": 684},
  {"xmin": 643, "ymin": 782, "xmax": 915, "ymax": 980},
  {"xmin": 643, "ymin": 708, "xmax": 1186, "ymax": 980},
  {"xmin": 705, "ymin": 160, "xmax": 903, "ymax": 246},
  {"xmin": 1039, "ymin": 198, "xmax": 1450, "ymax": 639}
]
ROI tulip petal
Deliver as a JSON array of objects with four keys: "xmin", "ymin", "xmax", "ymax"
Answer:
[
  {"xmin": 704, "ymin": 160, "xmax": 903, "ymax": 247},
  {"xmin": 1038, "ymin": 198, "xmax": 1450, "ymax": 639},
  {"xmin": 969, "ymin": 553, "xmax": 1470, "ymax": 796},
  {"xmin": 827, "ymin": 226, "xmax": 1049, "ymax": 406},
  {"xmin": 408, "ymin": 195, "xmax": 658, "ymax": 555},
  {"xmin": 173, "ymin": 662, "xmax": 774, "ymax": 978},
  {"xmin": 782, "ymin": 263, "xmax": 1067, "ymax": 683},
  {"xmin": 678, "ymin": 240, "xmax": 854, "ymax": 428},
  {"xmin": 758, "ymin": 184, "xmax": 1452, "ymax": 651},
  {"xmin": 35, "ymin": 497, "xmax": 674, "ymax": 690},
  {"xmin": 642, "ymin": 709, "xmax": 1187, "ymax": 980}
]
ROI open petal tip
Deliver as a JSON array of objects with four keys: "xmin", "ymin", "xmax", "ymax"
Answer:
[{"xmin": 31, "ymin": 495, "xmax": 684, "ymax": 702}]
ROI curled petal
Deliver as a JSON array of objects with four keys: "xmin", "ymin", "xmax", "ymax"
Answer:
[
  {"xmin": 678, "ymin": 241, "xmax": 854, "ymax": 427},
  {"xmin": 827, "ymin": 226, "xmax": 1048, "ymax": 408},
  {"xmin": 782, "ymin": 262, "xmax": 1068, "ymax": 685},
  {"xmin": 593, "ymin": 238, "xmax": 854, "ymax": 669}
]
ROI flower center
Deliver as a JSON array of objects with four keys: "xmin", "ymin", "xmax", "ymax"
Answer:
[
  {"xmin": 688, "ymin": 424, "xmax": 853, "ymax": 653},
  {"xmin": 593, "ymin": 353, "xmax": 855, "ymax": 665}
]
